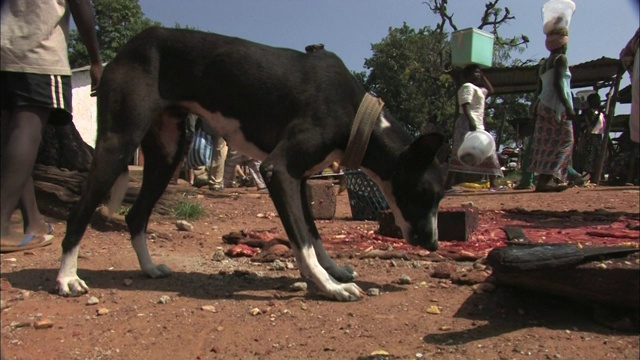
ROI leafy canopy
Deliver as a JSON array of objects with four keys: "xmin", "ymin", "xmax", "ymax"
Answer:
[{"xmin": 68, "ymin": 0, "xmax": 160, "ymax": 68}]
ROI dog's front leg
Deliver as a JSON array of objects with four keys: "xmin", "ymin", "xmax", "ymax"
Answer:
[
  {"xmin": 300, "ymin": 184, "xmax": 356, "ymax": 283},
  {"xmin": 261, "ymin": 160, "xmax": 364, "ymax": 301}
]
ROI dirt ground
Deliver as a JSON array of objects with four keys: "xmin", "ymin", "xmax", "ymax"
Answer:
[{"xmin": 1, "ymin": 179, "xmax": 639, "ymax": 360}]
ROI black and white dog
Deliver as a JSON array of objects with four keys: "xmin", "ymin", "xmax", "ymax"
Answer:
[{"xmin": 56, "ymin": 27, "xmax": 445, "ymax": 301}]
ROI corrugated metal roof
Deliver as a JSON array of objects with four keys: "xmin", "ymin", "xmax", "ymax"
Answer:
[{"xmin": 483, "ymin": 57, "xmax": 624, "ymax": 95}]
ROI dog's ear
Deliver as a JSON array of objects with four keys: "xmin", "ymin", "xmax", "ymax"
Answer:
[{"xmin": 402, "ymin": 132, "xmax": 446, "ymax": 167}]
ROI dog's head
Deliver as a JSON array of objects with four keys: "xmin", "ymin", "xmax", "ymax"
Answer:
[{"xmin": 390, "ymin": 132, "xmax": 446, "ymax": 251}]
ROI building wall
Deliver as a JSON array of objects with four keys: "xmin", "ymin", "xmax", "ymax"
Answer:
[{"xmin": 71, "ymin": 68, "xmax": 98, "ymax": 148}]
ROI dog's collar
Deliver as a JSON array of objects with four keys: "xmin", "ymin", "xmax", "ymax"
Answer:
[{"xmin": 341, "ymin": 93, "xmax": 384, "ymax": 169}]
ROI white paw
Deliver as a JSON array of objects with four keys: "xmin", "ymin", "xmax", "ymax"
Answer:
[
  {"xmin": 143, "ymin": 263, "xmax": 172, "ymax": 278},
  {"xmin": 56, "ymin": 276, "xmax": 89, "ymax": 297},
  {"xmin": 327, "ymin": 282, "xmax": 365, "ymax": 302}
]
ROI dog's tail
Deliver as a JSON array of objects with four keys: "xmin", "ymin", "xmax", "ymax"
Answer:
[{"xmin": 107, "ymin": 171, "xmax": 130, "ymax": 217}]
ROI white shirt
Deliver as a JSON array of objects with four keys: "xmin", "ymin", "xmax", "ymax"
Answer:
[
  {"xmin": 458, "ymin": 82, "xmax": 488, "ymax": 130},
  {"xmin": 1, "ymin": 0, "xmax": 72, "ymax": 75}
]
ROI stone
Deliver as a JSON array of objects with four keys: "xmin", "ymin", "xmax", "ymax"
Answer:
[
  {"xmin": 86, "ymin": 296, "xmax": 99, "ymax": 305},
  {"xmin": 289, "ymin": 282, "xmax": 308, "ymax": 292},
  {"xmin": 34, "ymin": 319, "xmax": 54, "ymax": 329},
  {"xmin": 211, "ymin": 249, "xmax": 227, "ymax": 262},
  {"xmin": 431, "ymin": 262, "xmax": 456, "ymax": 279},
  {"xmin": 367, "ymin": 288, "xmax": 381, "ymax": 296},
  {"xmin": 176, "ymin": 220, "xmax": 194, "ymax": 231},
  {"xmin": 452, "ymin": 270, "xmax": 490, "ymax": 285},
  {"xmin": 96, "ymin": 308, "xmax": 109, "ymax": 316}
]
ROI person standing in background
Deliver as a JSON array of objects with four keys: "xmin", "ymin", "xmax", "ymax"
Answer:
[
  {"xmin": 1, "ymin": 0, "xmax": 102, "ymax": 253},
  {"xmin": 579, "ymin": 93, "xmax": 606, "ymax": 181},
  {"xmin": 208, "ymin": 136, "xmax": 228, "ymax": 191},
  {"xmin": 528, "ymin": 27, "xmax": 575, "ymax": 192},
  {"xmin": 446, "ymin": 64, "xmax": 503, "ymax": 191}
]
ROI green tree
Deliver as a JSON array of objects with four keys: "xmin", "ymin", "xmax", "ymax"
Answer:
[
  {"xmin": 358, "ymin": 0, "xmax": 534, "ymax": 145},
  {"xmin": 361, "ymin": 24, "xmax": 457, "ymax": 132},
  {"xmin": 68, "ymin": 0, "xmax": 161, "ymax": 68}
]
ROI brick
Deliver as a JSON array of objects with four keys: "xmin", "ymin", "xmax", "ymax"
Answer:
[
  {"xmin": 305, "ymin": 179, "xmax": 336, "ymax": 220},
  {"xmin": 377, "ymin": 206, "xmax": 479, "ymax": 242},
  {"xmin": 437, "ymin": 206, "xmax": 479, "ymax": 241}
]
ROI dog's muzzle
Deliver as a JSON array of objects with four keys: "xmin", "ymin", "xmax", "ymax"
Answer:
[
  {"xmin": 407, "ymin": 227, "xmax": 438, "ymax": 251},
  {"xmin": 406, "ymin": 218, "xmax": 439, "ymax": 251},
  {"xmin": 410, "ymin": 233, "xmax": 439, "ymax": 251}
]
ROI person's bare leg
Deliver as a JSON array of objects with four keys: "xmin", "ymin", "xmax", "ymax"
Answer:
[
  {"xmin": 489, "ymin": 175, "xmax": 497, "ymax": 188},
  {"xmin": 20, "ymin": 176, "xmax": 51, "ymax": 236},
  {"xmin": 0, "ymin": 106, "xmax": 50, "ymax": 245}
]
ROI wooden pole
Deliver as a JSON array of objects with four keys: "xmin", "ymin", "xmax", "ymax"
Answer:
[{"xmin": 592, "ymin": 70, "xmax": 624, "ymax": 185}]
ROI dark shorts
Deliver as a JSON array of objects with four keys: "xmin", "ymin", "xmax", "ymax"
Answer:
[{"xmin": 1, "ymin": 71, "xmax": 73, "ymax": 126}]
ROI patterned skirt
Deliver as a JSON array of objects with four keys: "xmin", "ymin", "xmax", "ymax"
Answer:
[
  {"xmin": 528, "ymin": 104, "xmax": 574, "ymax": 181},
  {"xmin": 448, "ymin": 114, "xmax": 503, "ymax": 177},
  {"xmin": 581, "ymin": 133, "xmax": 603, "ymax": 173}
]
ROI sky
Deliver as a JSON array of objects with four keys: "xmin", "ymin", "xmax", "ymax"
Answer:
[{"xmin": 136, "ymin": 0, "xmax": 639, "ymax": 111}]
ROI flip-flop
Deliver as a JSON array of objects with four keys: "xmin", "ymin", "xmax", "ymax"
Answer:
[
  {"xmin": 24, "ymin": 222, "xmax": 54, "ymax": 236},
  {"xmin": 0, "ymin": 234, "xmax": 53, "ymax": 253}
]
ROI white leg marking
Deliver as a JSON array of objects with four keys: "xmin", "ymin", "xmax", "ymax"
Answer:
[
  {"xmin": 108, "ymin": 172, "xmax": 129, "ymax": 216},
  {"xmin": 132, "ymin": 232, "xmax": 172, "ymax": 278},
  {"xmin": 56, "ymin": 246, "xmax": 88, "ymax": 296},
  {"xmin": 295, "ymin": 244, "xmax": 364, "ymax": 301}
]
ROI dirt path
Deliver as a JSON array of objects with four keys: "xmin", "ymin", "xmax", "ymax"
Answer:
[{"xmin": 1, "ymin": 184, "xmax": 639, "ymax": 360}]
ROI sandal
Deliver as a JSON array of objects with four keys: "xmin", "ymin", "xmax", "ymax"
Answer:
[
  {"xmin": 27, "ymin": 222, "xmax": 53, "ymax": 236},
  {"xmin": 1, "ymin": 234, "xmax": 53, "ymax": 253},
  {"xmin": 534, "ymin": 182, "xmax": 568, "ymax": 192},
  {"xmin": 490, "ymin": 186, "xmax": 508, "ymax": 192}
]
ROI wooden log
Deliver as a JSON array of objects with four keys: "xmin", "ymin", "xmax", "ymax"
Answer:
[
  {"xmin": 490, "ymin": 249, "xmax": 640, "ymax": 309},
  {"xmin": 33, "ymin": 165, "xmax": 179, "ymax": 220}
]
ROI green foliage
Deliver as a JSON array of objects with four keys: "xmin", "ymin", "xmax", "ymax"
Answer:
[
  {"xmin": 68, "ymin": 0, "xmax": 161, "ymax": 68},
  {"xmin": 117, "ymin": 205, "xmax": 130, "ymax": 216},
  {"xmin": 172, "ymin": 197, "xmax": 206, "ymax": 221},
  {"xmin": 362, "ymin": 23, "xmax": 457, "ymax": 133}
]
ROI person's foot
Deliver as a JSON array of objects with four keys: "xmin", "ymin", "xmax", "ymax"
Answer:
[
  {"xmin": 24, "ymin": 222, "xmax": 53, "ymax": 237},
  {"xmin": 569, "ymin": 175, "xmax": 585, "ymax": 187},
  {"xmin": 535, "ymin": 181, "xmax": 568, "ymax": 192},
  {"xmin": 0, "ymin": 231, "xmax": 53, "ymax": 253},
  {"xmin": 209, "ymin": 184, "xmax": 224, "ymax": 191},
  {"xmin": 514, "ymin": 183, "xmax": 534, "ymax": 190}
]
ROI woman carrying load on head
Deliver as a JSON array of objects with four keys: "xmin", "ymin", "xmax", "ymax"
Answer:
[
  {"xmin": 528, "ymin": 27, "xmax": 576, "ymax": 192},
  {"xmin": 446, "ymin": 64, "xmax": 503, "ymax": 191}
]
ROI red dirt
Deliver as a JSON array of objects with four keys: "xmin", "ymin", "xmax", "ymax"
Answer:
[{"xmin": 1, "ymin": 183, "xmax": 639, "ymax": 360}]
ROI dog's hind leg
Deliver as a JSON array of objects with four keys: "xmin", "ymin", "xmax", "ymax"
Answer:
[
  {"xmin": 125, "ymin": 113, "xmax": 185, "ymax": 278},
  {"xmin": 57, "ymin": 135, "xmax": 135, "ymax": 296},
  {"xmin": 300, "ymin": 184, "xmax": 356, "ymax": 283}
]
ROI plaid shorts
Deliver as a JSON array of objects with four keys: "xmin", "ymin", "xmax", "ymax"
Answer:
[{"xmin": 1, "ymin": 71, "xmax": 73, "ymax": 126}]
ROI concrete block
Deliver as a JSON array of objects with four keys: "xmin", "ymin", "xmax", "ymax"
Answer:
[
  {"xmin": 377, "ymin": 206, "xmax": 479, "ymax": 241},
  {"xmin": 305, "ymin": 179, "xmax": 336, "ymax": 220}
]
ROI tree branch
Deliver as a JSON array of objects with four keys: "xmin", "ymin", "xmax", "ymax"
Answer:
[
  {"xmin": 425, "ymin": 0, "xmax": 457, "ymax": 32},
  {"xmin": 478, "ymin": 1, "xmax": 515, "ymax": 31}
]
